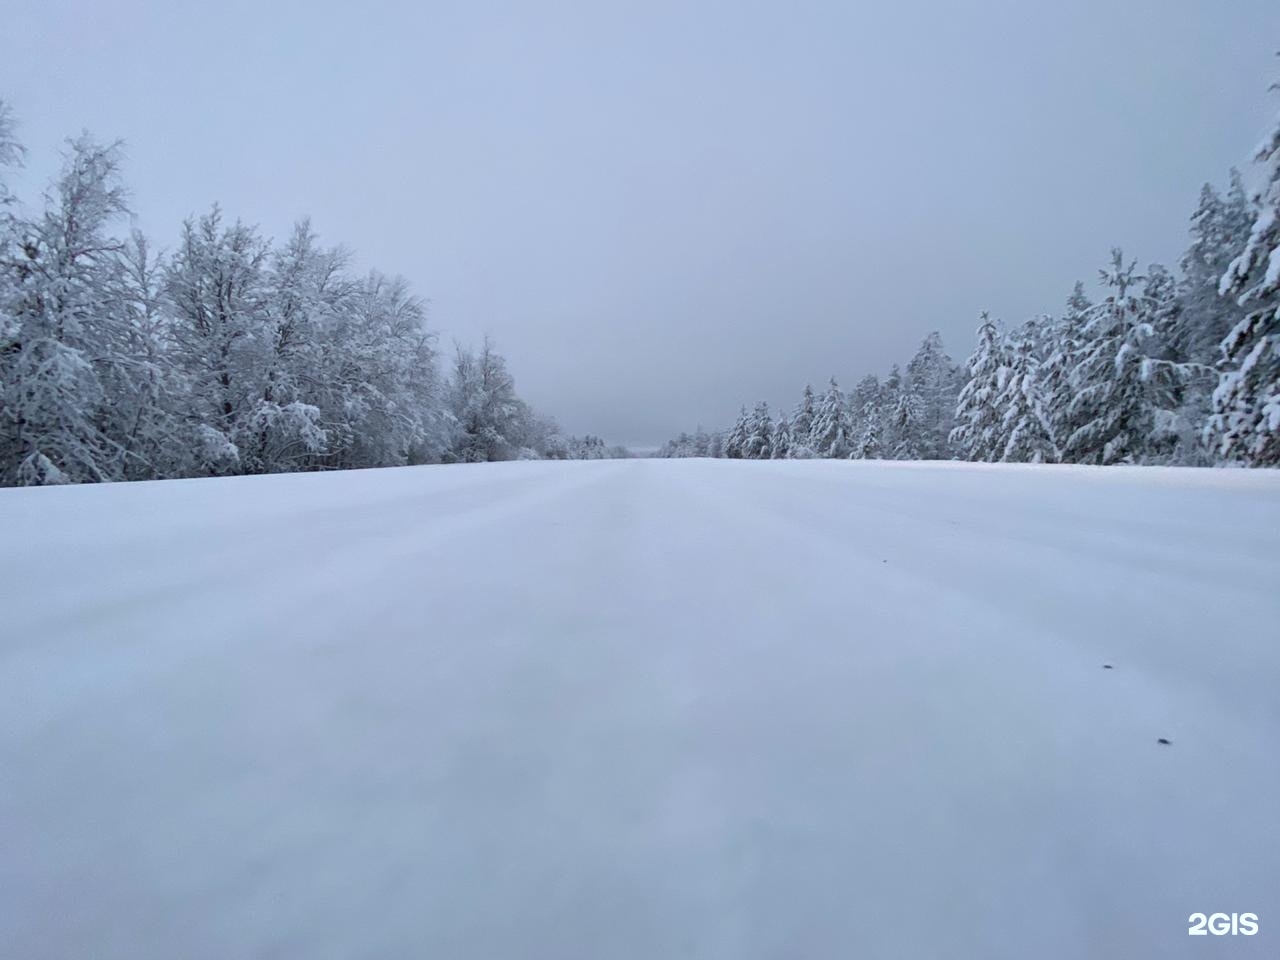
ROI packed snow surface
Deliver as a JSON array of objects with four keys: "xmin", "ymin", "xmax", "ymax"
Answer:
[{"xmin": 2, "ymin": 458, "xmax": 1278, "ymax": 959}]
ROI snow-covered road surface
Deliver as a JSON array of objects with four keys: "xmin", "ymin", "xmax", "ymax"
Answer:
[{"xmin": 2, "ymin": 458, "xmax": 1278, "ymax": 958}]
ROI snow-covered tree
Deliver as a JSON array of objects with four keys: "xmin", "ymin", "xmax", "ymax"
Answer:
[
  {"xmin": 0, "ymin": 101, "xmax": 594, "ymax": 487},
  {"xmin": 996, "ymin": 322, "xmax": 1057, "ymax": 463},
  {"xmin": 1209, "ymin": 75, "xmax": 1280, "ymax": 465},
  {"xmin": 658, "ymin": 428, "xmax": 712, "ymax": 459},
  {"xmin": 846, "ymin": 375, "xmax": 879, "ymax": 458},
  {"xmin": 448, "ymin": 337, "xmax": 528, "ymax": 462},
  {"xmin": 810, "ymin": 377, "xmax": 850, "ymax": 458},
  {"xmin": 1175, "ymin": 174, "xmax": 1253, "ymax": 365},
  {"xmin": 689, "ymin": 426, "xmax": 711, "ymax": 457},
  {"xmin": 878, "ymin": 364, "xmax": 903, "ymax": 454},
  {"xmin": 1, "ymin": 135, "xmax": 130, "ymax": 484},
  {"xmin": 856, "ymin": 394, "xmax": 883, "ymax": 459},
  {"xmin": 227, "ymin": 219, "xmax": 349, "ymax": 473},
  {"xmin": 904, "ymin": 332, "xmax": 959, "ymax": 459},
  {"xmin": 770, "ymin": 414, "xmax": 793, "ymax": 459},
  {"xmin": 0, "ymin": 99, "xmax": 28, "ymax": 474},
  {"xmin": 657, "ymin": 432, "xmax": 690, "ymax": 458},
  {"xmin": 1143, "ymin": 263, "xmax": 1215, "ymax": 463},
  {"xmin": 890, "ymin": 382, "xmax": 926, "ymax": 460},
  {"xmin": 97, "ymin": 229, "xmax": 188, "ymax": 480},
  {"xmin": 566, "ymin": 434, "xmax": 624, "ymax": 459},
  {"xmin": 0, "ymin": 98, "xmax": 22, "ymax": 229},
  {"xmin": 324, "ymin": 270, "xmax": 446, "ymax": 469},
  {"xmin": 1040, "ymin": 282, "xmax": 1091, "ymax": 451},
  {"xmin": 950, "ymin": 313, "xmax": 1008, "ymax": 462},
  {"xmin": 164, "ymin": 206, "xmax": 272, "ymax": 474},
  {"xmin": 1061, "ymin": 250, "xmax": 1195, "ymax": 465},
  {"xmin": 791, "ymin": 383, "xmax": 817, "ymax": 452},
  {"xmin": 723, "ymin": 406, "xmax": 750, "ymax": 459},
  {"xmin": 742, "ymin": 401, "xmax": 774, "ymax": 459}
]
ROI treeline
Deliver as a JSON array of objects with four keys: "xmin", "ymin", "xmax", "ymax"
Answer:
[
  {"xmin": 661, "ymin": 76, "xmax": 1279, "ymax": 468},
  {"xmin": 0, "ymin": 101, "xmax": 621, "ymax": 487}
]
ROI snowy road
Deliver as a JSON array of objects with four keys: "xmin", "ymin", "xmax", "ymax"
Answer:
[{"xmin": 2, "ymin": 459, "xmax": 1279, "ymax": 958}]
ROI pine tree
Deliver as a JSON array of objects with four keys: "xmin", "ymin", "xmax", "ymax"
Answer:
[
  {"xmin": 996, "ymin": 322, "xmax": 1057, "ymax": 463},
  {"xmin": 742, "ymin": 400, "xmax": 774, "ymax": 459},
  {"xmin": 770, "ymin": 414, "xmax": 793, "ymax": 459},
  {"xmin": 791, "ymin": 384, "xmax": 817, "ymax": 457},
  {"xmin": 1061, "ymin": 250, "xmax": 1188, "ymax": 465},
  {"xmin": 904, "ymin": 332, "xmax": 958, "ymax": 459},
  {"xmin": 1040, "ymin": 282, "xmax": 1091, "ymax": 453},
  {"xmin": 1144, "ymin": 262, "xmax": 1213, "ymax": 463},
  {"xmin": 890, "ymin": 384, "xmax": 925, "ymax": 459},
  {"xmin": 724, "ymin": 406, "xmax": 750, "ymax": 459},
  {"xmin": 1209, "ymin": 73, "xmax": 1280, "ymax": 465},
  {"xmin": 879, "ymin": 364, "xmax": 903, "ymax": 454},
  {"xmin": 857, "ymin": 397, "xmax": 882, "ymax": 459},
  {"xmin": 950, "ymin": 313, "xmax": 1007, "ymax": 462},
  {"xmin": 810, "ymin": 378, "xmax": 850, "ymax": 458},
  {"xmin": 847, "ymin": 374, "xmax": 879, "ymax": 453},
  {"xmin": 1175, "ymin": 175, "xmax": 1252, "ymax": 365}
]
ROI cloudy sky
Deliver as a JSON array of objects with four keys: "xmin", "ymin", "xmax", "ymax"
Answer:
[{"xmin": 4, "ymin": 0, "xmax": 1278, "ymax": 445}]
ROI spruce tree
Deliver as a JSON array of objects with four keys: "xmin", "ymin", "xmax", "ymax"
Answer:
[
  {"xmin": 996, "ymin": 323, "xmax": 1057, "ymax": 463},
  {"xmin": 724, "ymin": 406, "xmax": 750, "ymax": 459},
  {"xmin": 1041, "ymin": 282, "xmax": 1091, "ymax": 454},
  {"xmin": 1209, "ymin": 75, "xmax": 1280, "ymax": 465},
  {"xmin": 742, "ymin": 401, "xmax": 774, "ymax": 459},
  {"xmin": 890, "ymin": 384, "xmax": 925, "ymax": 460},
  {"xmin": 1175, "ymin": 175, "xmax": 1252, "ymax": 365},
  {"xmin": 1061, "ymin": 250, "xmax": 1187, "ymax": 465},
  {"xmin": 770, "ymin": 414, "xmax": 793, "ymax": 459},
  {"xmin": 950, "ymin": 313, "xmax": 1007, "ymax": 462},
  {"xmin": 857, "ymin": 398, "xmax": 883, "ymax": 459},
  {"xmin": 810, "ymin": 378, "xmax": 850, "ymax": 458},
  {"xmin": 791, "ymin": 384, "xmax": 817, "ymax": 457},
  {"xmin": 880, "ymin": 364, "xmax": 904, "ymax": 454},
  {"xmin": 904, "ymin": 332, "xmax": 957, "ymax": 459},
  {"xmin": 847, "ymin": 375, "xmax": 879, "ymax": 453}
]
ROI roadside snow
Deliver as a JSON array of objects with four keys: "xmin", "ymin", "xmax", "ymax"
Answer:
[{"xmin": 2, "ymin": 459, "xmax": 1277, "ymax": 958}]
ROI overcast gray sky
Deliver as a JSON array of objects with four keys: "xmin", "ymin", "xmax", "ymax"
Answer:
[{"xmin": 3, "ymin": 1, "xmax": 1278, "ymax": 445}]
